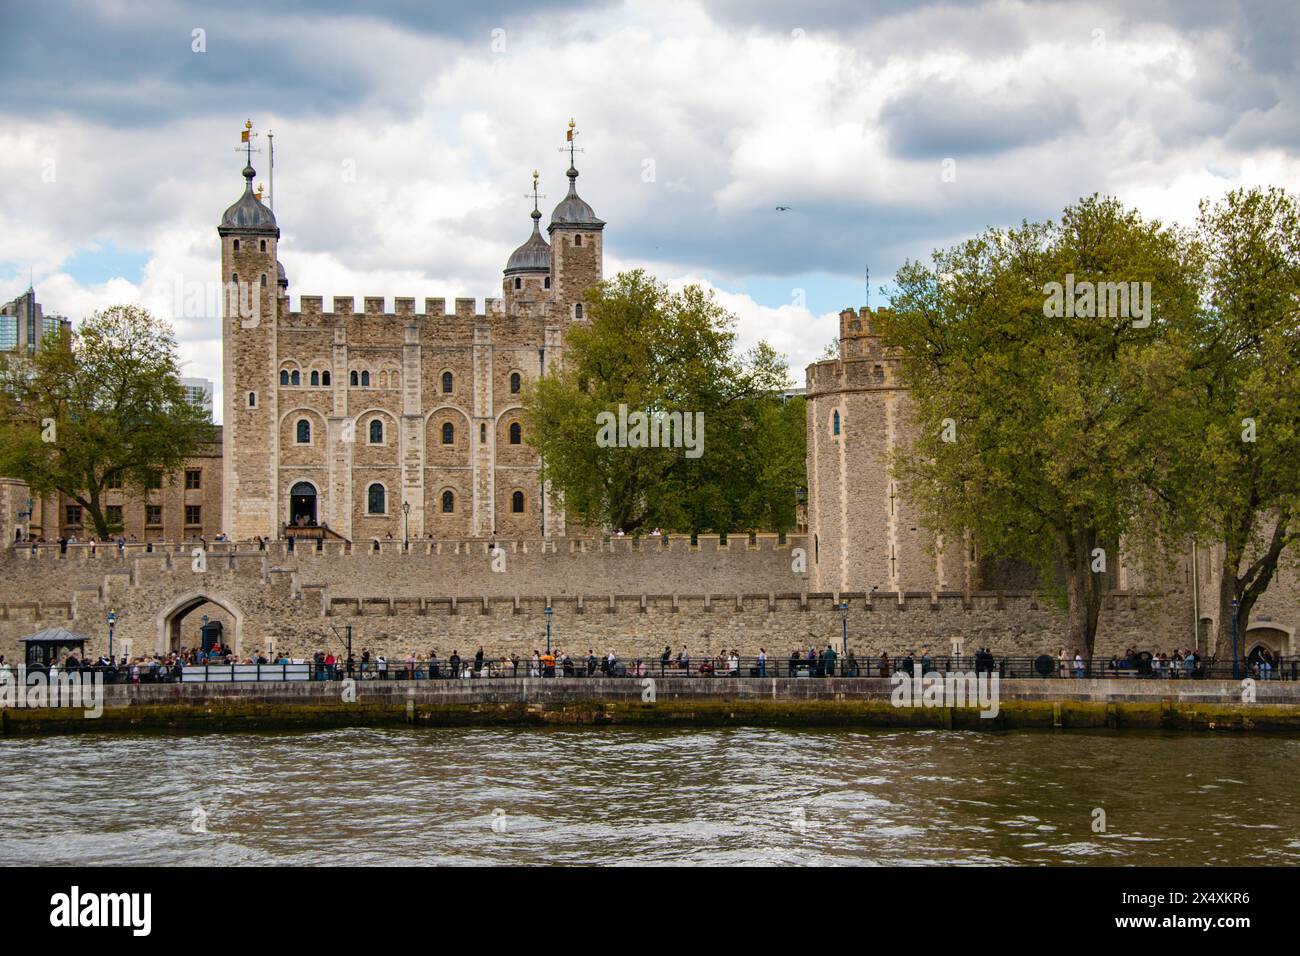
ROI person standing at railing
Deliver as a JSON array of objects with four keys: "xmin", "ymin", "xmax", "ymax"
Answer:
[
  {"xmin": 757, "ymin": 647, "xmax": 767, "ymax": 677},
  {"xmin": 1074, "ymin": 653, "xmax": 1085, "ymax": 679}
]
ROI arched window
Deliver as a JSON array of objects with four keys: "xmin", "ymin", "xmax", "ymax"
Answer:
[
  {"xmin": 349, "ymin": 370, "xmax": 358, "ymax": 387},
  {"xmin": 360, "ymin": 370, "xmax": 370, "ymax": 387},
  {"xmin": 290, "ymin": 370, "xmax": 300, "ymax": 386},
  {"xmin": 512, "ymin": 491, "xmax": 524, "ymax": 513},
  {"xmin": 369, "ymin": 419, "xmax": 383, "ymax": 444},
  {"xmin": 832, "ymin": 411, "xmax": 840, "ymax": 436},
  {"xmin": 441, "ymin": 490, "xmax": 454, "ymax": 513},
  {"xmin": 322, "ymin": 370, "xmax": 331, "ymax": 387},
  {"xmin": 574, "ymin": 303, "xmax": 583, "ymax": 319},
  {"xmin": 389, "ymin": 370, "xmax": 399, "ymax": 388},
  {"xmin": 544, "ymin": 277, "xmax": 551, "ymax": 289},
  {"xmin": 259, "ymin": 239, "xmax": 267, "ymax": 252},
  {"xmin": 233, "ymin": 239, "xmax": 240, "ymax": 252},
  {"xmin": 575, "ymin": 234, "xmax": 582, "ymax": 246},
  {"xmin": 510, "ymin": 372, "xmax": 521, "ymax": 394},
  {"xmin": 310, "ymin": 370, "xmax": 319, "ymax": 387},
  {"xmin": 442, "ymin": 371, "xmax": 453, "ymax": 393},
  {"xmin": 280, "ymin": 370, "xmax": 289, "ymax": 386},
  {"xmin": 441, "ymin": 422, "xmax": 454, "ymax": 445},
  {"xmin": 480, "ymin": 423, "xmax": 487, "ymax": 444},
  {"xmin": 377, "ymin": 371, "xmax": 387, "ymax": 388},
  {"xmin": 296, "ymin": 419, "xmax": 311, "ymax": 444},
  {"xmin": 367, "ymin": 483, "xmax": 385, "ymax": 515},
  {"xmin": 261, "ymin": 273, "xmax": 268, "ymax": 288},
  {"xmin": 509, "ymin": 422, "xmax": 521, "ymax": 445},
  {"xmin": 247, "ymin": 392, "xmax": 257, "ymax": 408},
  {"xmin": 514, "ymin": 277, "xmax": 521, "ymax": 290}
]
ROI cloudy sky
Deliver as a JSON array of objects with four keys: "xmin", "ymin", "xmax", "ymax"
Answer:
[{"xmin": 2, "ymin": 0, "xmax": 1298, "ymax": 421}]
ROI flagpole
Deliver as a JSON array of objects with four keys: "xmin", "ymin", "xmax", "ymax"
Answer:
[{"xmin": 267, "ymin": 129, "xmax": 275, "ymax": 211}]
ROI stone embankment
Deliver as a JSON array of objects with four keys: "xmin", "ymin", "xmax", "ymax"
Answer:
[{"xmin": 3, "ymin": 677, "xmax": 1298, "ymax": 735}]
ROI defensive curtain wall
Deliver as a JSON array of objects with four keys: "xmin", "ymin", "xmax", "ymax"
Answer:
[{"xmin": 0, "ymin": 534, "xmax": 1197, "ymax": 663}]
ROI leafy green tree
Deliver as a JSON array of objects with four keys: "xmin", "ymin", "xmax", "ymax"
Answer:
[
  {"xmin": 524, "ymin": 270, "xmax": 804, "ymax": 534},
  {"xmin": 1184, "ymin": 188, "xmax": 1300, "ymax": 664},
  {"xmin": 0, "ymin": 305, "xmax": 210, "ymax": 540},
  {"xmin": 881, "ymin": 196, "xmax": 1204, "ymax": 655}
]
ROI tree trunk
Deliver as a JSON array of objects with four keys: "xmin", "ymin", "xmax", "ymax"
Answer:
[
  {"xmin": 1062, "ymin": 522, "xmax": 1104, "ymax": 657},
  {"xmin": 1214, "ymin": 508, "xmax": 1292, "ymax": 669}
]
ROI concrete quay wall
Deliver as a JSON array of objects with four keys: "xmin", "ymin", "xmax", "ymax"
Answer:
[{"xmin": 4, "ymin": 677, "xmax": 1297, "ymax": 735}]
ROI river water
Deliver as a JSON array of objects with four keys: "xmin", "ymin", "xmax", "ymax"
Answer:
[{"xmin": 1, "ymin": 727, "xmax": 1296, "ymax": 866}]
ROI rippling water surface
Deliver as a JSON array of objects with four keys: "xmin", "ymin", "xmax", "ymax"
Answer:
[{"xmin": 2, "ymin": 727, "xmax": 1297, "ymax": 865}]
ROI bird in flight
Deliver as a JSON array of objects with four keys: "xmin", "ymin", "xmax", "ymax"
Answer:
[{"xmin": 775, "ymin": 205, "xmax": 792, "ymax": 211}]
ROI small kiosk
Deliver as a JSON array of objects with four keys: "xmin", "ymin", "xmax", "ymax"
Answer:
[{"xmin": 20, "ymin": 628, "xmax": 90, "ymax": 669}]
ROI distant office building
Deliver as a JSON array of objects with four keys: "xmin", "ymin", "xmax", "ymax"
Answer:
[
  {"xmin": 181, "ymin": 377, "xmax": 215, "ymax": 421},
  {"xmin": 0, "ymin": 287, "xmax": 70, "ymax": 355}
]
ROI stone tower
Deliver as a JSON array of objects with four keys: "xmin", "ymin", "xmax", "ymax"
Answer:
[
  {"xmin": 218, "ymin": 159, "xmax": 281, "ymax": 541},
  {"xmin": 805, "ymin": 306, "xmax": 967, "ymax": 597},
  {"xmin": 547, "ymin": 139, "xmax": 604, "ymax": 325}
]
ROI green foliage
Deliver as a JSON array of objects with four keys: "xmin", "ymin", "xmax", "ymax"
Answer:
[
  {"xmin": 523, "ymin": 270, "xmax": 805, "ymax": 534},
  {"xmin": 881, "ymin": 196, "xmax": 1205, "ymax": 654},
  {"xmin": 0, "ymin": 304, "xmax": 211, "ymax": 539},
  {"xmin": 1183, "ymin": 187, "xmax": 1300, "ymax": 658}
]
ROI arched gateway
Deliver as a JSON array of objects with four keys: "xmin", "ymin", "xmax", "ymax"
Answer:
[{"xmin": 155, "ymin": 592, "xmax": 246, "ymax": 656}]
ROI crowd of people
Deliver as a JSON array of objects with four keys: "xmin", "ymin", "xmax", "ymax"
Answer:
[{"xmin": 6, "ymin": 639, "xmax": 1288, "ymax": 684}]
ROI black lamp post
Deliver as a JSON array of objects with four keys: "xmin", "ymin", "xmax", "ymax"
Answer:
[
  {"xmin": 1232, "ymin": 598, "xmax": 1240, "ymax": 679},
  {"xmin": 545, "ymin": 605, "xmax": 553, "ymax": 655},
  {"xmin": 107, "ymin": 608, "xmax": 117, "ymax": 660},
  {"xmin": 401, "ymin": 500, "xmax": 410, "ymax": 551},
  {"xmin": 17, "ymin": 497, "xmax": 33, "ymax": 541},
  {"xmin": 839, "ymin": 601, "xmax": 849, "ymax": 655}
]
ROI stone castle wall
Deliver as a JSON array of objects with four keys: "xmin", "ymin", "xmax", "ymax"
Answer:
[{"xmin": 0, "ymin": 533, "xmax": 1194, "ymax": 664}]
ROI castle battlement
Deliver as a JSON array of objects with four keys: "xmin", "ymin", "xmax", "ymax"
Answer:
[
  {"xmin": 804, "ymin": 306, "xmax": 902, "ymax": 396},
  {"xmin": 7, "ymin": 532, "xmax": 803, "ymax": 564},
  {"xmin": 286, "ymin": 295, "xmax": 513, "ymax": 323}
]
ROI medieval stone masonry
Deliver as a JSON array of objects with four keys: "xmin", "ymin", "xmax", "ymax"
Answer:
[
  {"xmin": 0, "ymin": 132, "xmax": 1294, "ymax": 664},
  {"xmin": 219, "ymin": 146, "xmax": 603, "ymax": 544}
]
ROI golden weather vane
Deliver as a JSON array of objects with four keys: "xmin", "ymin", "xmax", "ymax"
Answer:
[
  {"xmin": 526, "ymin": 169, "xmax": 545, "ymax": 211},
  {"xmin": 235, "ymin": 118, "xmax": 261, "ymax": 167},
  {"xmin": 560, "ymin": 118, "xmax": 583, "ymax": 168}
]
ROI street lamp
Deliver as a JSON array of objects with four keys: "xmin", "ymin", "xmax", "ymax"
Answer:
[
  {"xmin": 839, "ymin": 601, "xmax": 849, "ymax": 655},
  {"xmin": 107, "ymin": 608, "xmax": 117, "ymax": 660},
  {"xmin": 544, "ymin": 605, "xmax": 553, "ymax": 655},
  {"xmin": 1232, "ymin": 598, "xmax": 1240, "ymax": 679},
  {"xmin": 17, "ymin": 497, "xmax": 33, "ymax": 541},
  {"xmin": 401, "ymin": 500, "xmax": 410, "ymax": 551}
]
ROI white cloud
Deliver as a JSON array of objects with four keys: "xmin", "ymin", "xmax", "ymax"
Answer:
[{"xmin": 4, "ymin": 0, "xmax": 1297, "ymax": 422}]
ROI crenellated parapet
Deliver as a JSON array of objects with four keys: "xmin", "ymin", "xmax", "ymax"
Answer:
[{"xmin": 284, "ymin": 295, "xmax": 523, "ymax": 326}]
